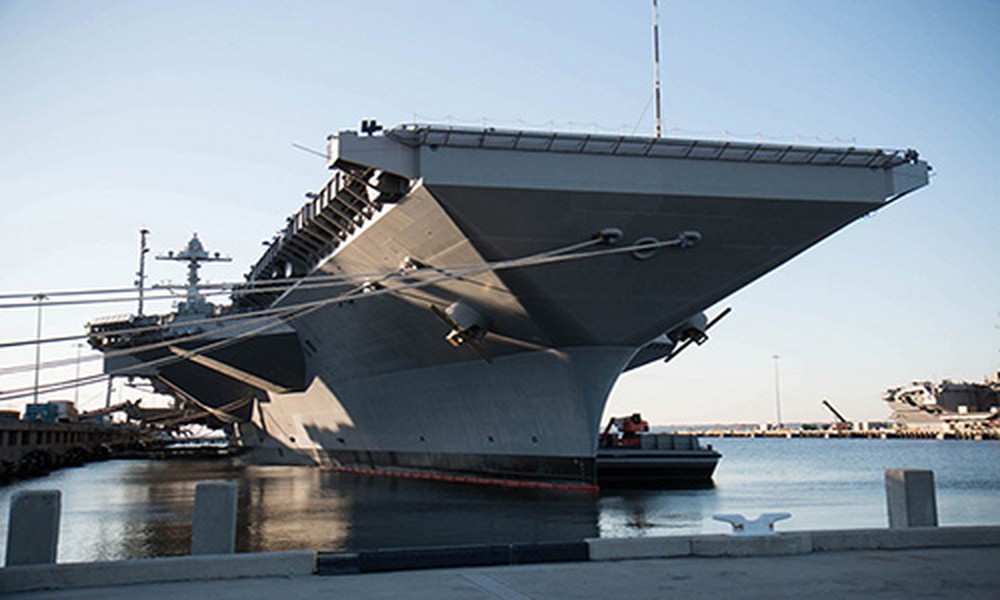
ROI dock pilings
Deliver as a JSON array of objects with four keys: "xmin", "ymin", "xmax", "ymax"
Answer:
[
  {"xmin": 191, "ymin": 482, "xmax": 239, "ymax": 555},
  {"xmin": 4, "ymin": 490, "xmax": 60, "ymax": 566},
  {"xmin": 885, "ymin": 469, "xmax": 938, "ymax": 528},
  {"xmin": 2, "ymin": 470, "xmax": 943, "ymax": 566},
  {"xmin": 4, "ymin": 481, "xmax": 240, "ymax": 566}
]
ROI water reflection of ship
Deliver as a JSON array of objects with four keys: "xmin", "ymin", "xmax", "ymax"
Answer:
[
  {"xmin": 74, "ymin": 461, "xmax": 599, "ymax": 557},
  {"xmin": 317, "ymin": 474, "xmax": 599, "ymax": 551}
]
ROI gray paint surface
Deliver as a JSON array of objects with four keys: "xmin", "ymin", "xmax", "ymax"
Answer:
[
  {"xmin": 886, "ymin": 469, "xmax": 939, "ymax": 528},
  {"xmin": 4, "ymin": 544, "xmax": 997, "ymax": 599},
  {"xmin": 95, "ymin": 125, "xmax": 931, "ymax": 483},
  {"xmin": 191, "ymin": 482, "xmax": 239, "ymax": 555},
  {"xmin": 4, "ymin": 491, "xmax": 60, "ymax": 567}
]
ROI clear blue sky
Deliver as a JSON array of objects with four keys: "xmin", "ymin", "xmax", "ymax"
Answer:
[{"xmin": 1, "ymin": 0, "xmax": 997, "ymax": 424}]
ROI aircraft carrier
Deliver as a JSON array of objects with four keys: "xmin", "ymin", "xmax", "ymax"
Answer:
[
  {"xmin": 88, "ymin": 122, "xmax": 931, "ymax": 487},
  {"xmin": 884, "ymin": 373, "xmax": 1000, "ymax": 428}
]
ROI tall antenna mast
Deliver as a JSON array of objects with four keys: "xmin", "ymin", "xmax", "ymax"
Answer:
[
  {"xmin": 652, "ymin": 0, "xmax": 663, "ymax": 138},
  {"xmin": 157, "ymin": 233, "xmax": 231, "ymax": 316},
  {"xmin": 135, "ymin": 228, "xmax": 150, "ymax": 316}
]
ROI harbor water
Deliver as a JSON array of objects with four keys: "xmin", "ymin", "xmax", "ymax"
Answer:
[{"xmin": 0, "ymin": 438, "xmax": 997, "ymax": 564}]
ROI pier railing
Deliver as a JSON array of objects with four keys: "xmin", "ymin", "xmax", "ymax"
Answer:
[
  {"xmin": 391, "ymin": 124, "xmax": 919, "ymax": 169},
  {"xmin": 688, "ymin": 427, "xmax": 998, "ymax": 441},
  {"xmin": 239, "ymin": 167, "xmax": 409, "ymax": 306}
]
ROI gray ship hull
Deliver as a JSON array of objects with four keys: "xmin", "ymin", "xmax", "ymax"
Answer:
[
  {"xmin": 239, "ymin": 189, "xmax": 875, "ymax": 482},
  {"xmin": 92, "ymin": 125, "xmax": 930, "ymax": 486},
  {"xmin": 239, "ymin": 345, "xmax": 633, "ymax": 483}
]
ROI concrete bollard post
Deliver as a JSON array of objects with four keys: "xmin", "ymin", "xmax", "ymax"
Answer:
[
  {"xmin": 5, "ymin": 490, "xmax": 61, "ymax": 566},
  {"xmin": 191, "ymin": 482, "xmax": 239, "ymax": 555},
  {"xmin": 885, "ymin": 469, "xmax": 938, "ymax": 528}
]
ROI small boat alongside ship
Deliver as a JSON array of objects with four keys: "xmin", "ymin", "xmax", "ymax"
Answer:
[{"xmin": 596, "ymin": 414, "xmax": 720, "ymax": 487}]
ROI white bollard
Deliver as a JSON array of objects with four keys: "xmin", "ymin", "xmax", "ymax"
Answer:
[
  {"xmin": 713, "ymin": 512, "xmax": 791, "ymax": 535},
  {"xmin": 5, "ymin": 490, "xmax": 61, "ymax": 566},
  {"xmin": 885, "ymin": 469, "xmax": 938, "ymax": 528},
  {"xmin": 191, "ymin": 482, "xmax": 239, "ymax": 555}
]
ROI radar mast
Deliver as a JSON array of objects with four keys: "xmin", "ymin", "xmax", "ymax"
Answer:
[{"xmin": 156, "ymin": 233, "xmax": 231, "ymax": 316}]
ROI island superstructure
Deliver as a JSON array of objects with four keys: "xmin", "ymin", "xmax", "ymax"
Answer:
[{"xmin": 88, "ymin": 123, "xmax": 931, "ymax": 486}]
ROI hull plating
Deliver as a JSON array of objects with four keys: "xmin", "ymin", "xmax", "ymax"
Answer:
[
  {"xmin": 240, "ymin": 181, "xmax": 883, "ymax": 483},
  {"xmin": 91, "ymin": 126, "xmax": 928, "ymax": 485}
]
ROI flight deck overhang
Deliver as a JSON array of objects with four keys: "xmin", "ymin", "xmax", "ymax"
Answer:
[
  {"xmin": 330, "ymin": 131, "xmax": 419, "ymax": 178},
  {"xmin": 330, "ymin": 124, "xmax": 928, "ymax": 204}
]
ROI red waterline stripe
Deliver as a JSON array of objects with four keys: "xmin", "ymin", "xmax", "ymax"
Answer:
[{"xmin": 321, "ymin": 465, "xmax": 599, "ymax": 495}]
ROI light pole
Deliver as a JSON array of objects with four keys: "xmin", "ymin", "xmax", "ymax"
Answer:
[
  {"xmin": 104, "ymin": 377, "xmax": 114, "ymax": 410},
  {"xmin": 651, "ymin": 0, "xmax": 663, "ymax": 138},
  {"xmin": 74, "ymin": 343, "xmax": 85, "ymax": 405},
  {"xmin": 772, "ymin": 354, "xmax": 783, "ymax": 429},
  {"xmin": 136, "ymin": 228, "xmax": 150, "ymax": 317},
  {"xmin": 32, "ymin": 293, "xmax": 48, "ymax": 403}
]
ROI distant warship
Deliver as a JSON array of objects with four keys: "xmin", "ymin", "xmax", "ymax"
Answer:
[
  {"xmin": 89, "ymin": 122, "xmax": 931, "ymax": 486},
  {"xmin": 884, "ymin": 373, "xmax": 1000, "ymax": 428}
]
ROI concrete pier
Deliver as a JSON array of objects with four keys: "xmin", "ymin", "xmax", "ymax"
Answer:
[
  {"xmin": 2, "ymin": 525, "xmax": 998, "ymax": 596},
  {"xmin": 886, "ymin": 469, "xmax": 938, "ymax": 528},
  {"xmin": 691, "ymin": 426, "xmax": 1000, "ymax": 441},
  {"xmin": 4, "ymin": 491, "xmax": 60, "ymax": 567},
  {"xmin": 191, "ymin": 482, "xmax": 238, "ymax": 555},
  {"xmin": 2, "ymin": 540, "xmax": 998, "ymax": 599}
]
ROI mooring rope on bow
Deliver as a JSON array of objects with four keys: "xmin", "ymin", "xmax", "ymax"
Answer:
[{"xmin": 0, "ymin": 231, "xmax": 698, "ymax": 402}]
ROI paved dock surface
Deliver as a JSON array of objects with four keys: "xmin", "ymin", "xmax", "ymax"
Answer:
[{"xmin": 9, "ymin": 546, "xmax": 999, "ymax": 600}]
